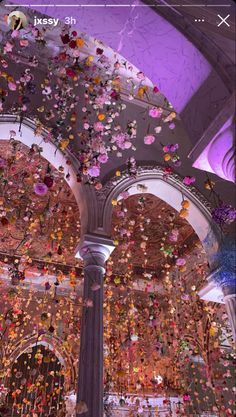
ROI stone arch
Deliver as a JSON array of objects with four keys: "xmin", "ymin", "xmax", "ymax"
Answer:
[
  {"xmin": 93, "ymin": 165, "xmax": 220, "ymax": 267},
  {"xmin": 0, "ymin": 114, "xmax": 88, "ymax": 237},
  {"xmin": 8, "ymin": 333, "xmax": 77, "ymax": 391}
]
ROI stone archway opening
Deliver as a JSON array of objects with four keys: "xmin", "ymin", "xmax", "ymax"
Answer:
[
  {"xmin": 101, "ymin": 167, "xmax": 221, "ymax": 268},
  {"xmin": 6, "ymin": 343, "xmax": 65, "ymax": 415},
  {"xmin": 103, "ymin": 191, "xmax": 232, "ymax": 414},
  {"xmin": 0, "ymin": 117, "xmax": 88, "ymax": 236}
]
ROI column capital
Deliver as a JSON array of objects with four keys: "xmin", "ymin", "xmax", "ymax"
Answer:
[{"xmin": 75, "ymin": 234, "xmax": 115, "ymax": 267}]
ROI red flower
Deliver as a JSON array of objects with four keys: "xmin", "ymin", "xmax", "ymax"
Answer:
[
  {"xmin": 61, "ymin": 34, "xmax": 70, "ymax": 44},
  {"xmin": 96, "ymin": 48, "xmax": 104, "ymax": 55},
  {"xmin": 66, "ymin": 68, "xmax": 76, "ymax": 78},
  {"xmin": 69, "ymin": 40, "xmax": 77, "ymax": 49}
]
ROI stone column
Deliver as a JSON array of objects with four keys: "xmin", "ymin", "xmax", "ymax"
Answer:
[
  {"xmin": 76, "ymin": 235, "xmax": 114, "ymax": 417},
  {"xmin": 222, "ymin": 283, "xmax": 236, "ymax": 345},
  {"xmin": 199, "ymin": 237, "xmax": 236, "ymax": 345}
]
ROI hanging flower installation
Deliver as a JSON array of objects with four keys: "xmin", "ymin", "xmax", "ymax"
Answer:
[
  {"xmin": 0, "ymin": 23, "xmax": 177, "ymax": 190},
  {"xmin": 0, "ymin": 10, "xmax": 235, "ymax": 417},
  {"xmin": 104, "ymin": 192, "xmax": 236, "ymax": 416}
]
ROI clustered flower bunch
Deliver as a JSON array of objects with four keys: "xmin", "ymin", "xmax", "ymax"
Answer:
[
  {"xmin": 162, "ymin": 143, "xmax": 181, "ymax": 167},
  {"xmin": 103, "ymin": 192, "xmax": 234, "ymax": 413},
  {"xmin": 0, "ymin": 141, "xmax": 81, "ymax": 267},
  {"xmin": 0, "ymin": 24, "xmax": 177, "ymax": 190},
  {"xmin": 211, "ymin": 202, "xmax": 236, "ymax": 226}
]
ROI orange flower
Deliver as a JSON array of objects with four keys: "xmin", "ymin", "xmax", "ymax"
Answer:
[
  {"xmin": 137, "ymin": 85, "xmax": 148, "ymax": 98},
  {"xmin": 164, "ymin": 153, "xmax": 171, "ymax": 161},
  {"xmin": 181, "ymin": 200, "xmax": 190, "ymax": 209},
  {"xmin": 179, "ymin": 208, "xmax": 189, "ymax": 218},
  {"xmin": 98, "ymin": 113, "xmax": 105, "ymax": 121},
  {"xmin": 76, "ymin": 37, "xmax": 85, "ymax": 47}
]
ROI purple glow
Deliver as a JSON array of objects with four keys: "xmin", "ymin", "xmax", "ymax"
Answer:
[
  {"xmin": 12, "ymin": 0, "xmax": 211, "ymax": 112},
  {"xmin": 193, "ymin": 117, "xmax": 235, "ymax": 183}
]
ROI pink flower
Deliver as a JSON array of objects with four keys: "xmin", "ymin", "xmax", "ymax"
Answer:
[
  {"xmin": 88, "ymin": 165, "xmax": 100, "ymax": 177},
  {"xmin": 20, "ymin": 39, "xmax": 29, "ymax": 47},
  {"xmin": 137, "ymin": 71, "xmax": 145, "ymax": 80},
  {"xmin": 34, "ymin": 183, "xmax": 48, "ymax": 196},
  {"xmin": 124, "ymin": 140, "xmax": 132, "ymax": 149},
  {"xmin": 169, "ymin": 229, "xmax": 179, "ymax": 242},
  {"xmin": 144, "ymin": 134, "xmax": 155, "ymax": 145},
  {"xmin": 8, "ymin": 81, "xmax": 17, "ymax": 91},
  {"xmin": 183, "ymin": 176, "xmax": 195, "ymax": 185},
  {"xmin": 120, "ymin": 191, "xmax": 130, "ymax": 200},
  {"xmin": 93, "ymin": 122, "xmax": 104, "ymax": 132},
  {"xmin": 83, "ymin": 122, "xmax": 90, "ymax": 130},
  {"xmin": 148, "ymin": 107, "xmax": 163, "ymax": 118},
  {"xmin": 163, "ymin": 145, "xmax": 171, "ymax": 153},
  {"xmin": 98, "ymin": 153, "xmax": 108, "ymax": 164},
  {"xmin": 111, "ymin": 132, "xmax": 128, "ymax": 150},
  {"xmin": 95, "ymin": 93, "xmax": 108, "ymax": 108},
  {"xmin": 11, "ymin": 30, "xmax": 19, "ymax": 39},
  {"xmin": 4, "ymin": 42, "xmax": 13, "ymax": 53}
]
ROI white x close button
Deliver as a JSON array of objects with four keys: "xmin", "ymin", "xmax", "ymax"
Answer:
[{"xmin": 217, "ymin": 14, "xmax": 230, "ymax": 27}]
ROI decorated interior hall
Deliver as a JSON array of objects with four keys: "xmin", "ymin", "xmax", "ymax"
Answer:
[{"xmin": 0, "ymin": 1, "xmax": 235, "ymax": 416}]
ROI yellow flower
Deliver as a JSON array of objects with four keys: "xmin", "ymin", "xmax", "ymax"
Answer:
[
  {"xmin": 114, "ymin": 276, "xmax": 121, "ymax": 284},
  {"xmin": 112, "ymin": 199, "xmax": 118, "ymax": 206},
  {"xmin": 85, "ymin": 55, "xmax": 94, "ymax": 66},
  {"xmin": 59, "ymin": 139, "xmax": 69, "ymax": 150}
]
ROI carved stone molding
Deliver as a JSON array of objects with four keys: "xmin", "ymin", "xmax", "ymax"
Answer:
[
  {"xmin": 93, "ymin": 164, "xmax": 221, "ymax": 270},
  {"xmin": 96, "ymin": 164, "xmax": 213, "ymax": 214}
]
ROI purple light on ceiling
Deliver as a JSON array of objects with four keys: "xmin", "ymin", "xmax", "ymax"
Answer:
[{"xmin": 13, "ymin": 0, "xmax": 211, "ymax": 112}]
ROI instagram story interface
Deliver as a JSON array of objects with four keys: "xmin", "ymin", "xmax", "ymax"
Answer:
[{"xmin": 0, "ymin": 1, "xmax": 235, "ymax": 417}]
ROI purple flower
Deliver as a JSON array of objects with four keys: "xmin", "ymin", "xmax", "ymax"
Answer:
[
  {"xmin": 170, "ymin": 144, "xmax": 179, "ymax": 152},
  {"xmin": 176, "ymin": 258, "xmax": 186, "ymax": 266},
  {"xmin": 34, "ymin": 183, "xmax": 48, "ymax": 196},
  {"xmin": 0, "ymin": 158, "xmax": 7, "ymax": 168},
  {"xmin": 212, "ymin": 203, "xmax": 236, "ymax": 225},
  {"xmin": 45, "ymin": 282, "xmax": 51, "ymax": 291},
  {"xmin": 88, "ymin": 164, "xmax": 100, "ymax": 177}
]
